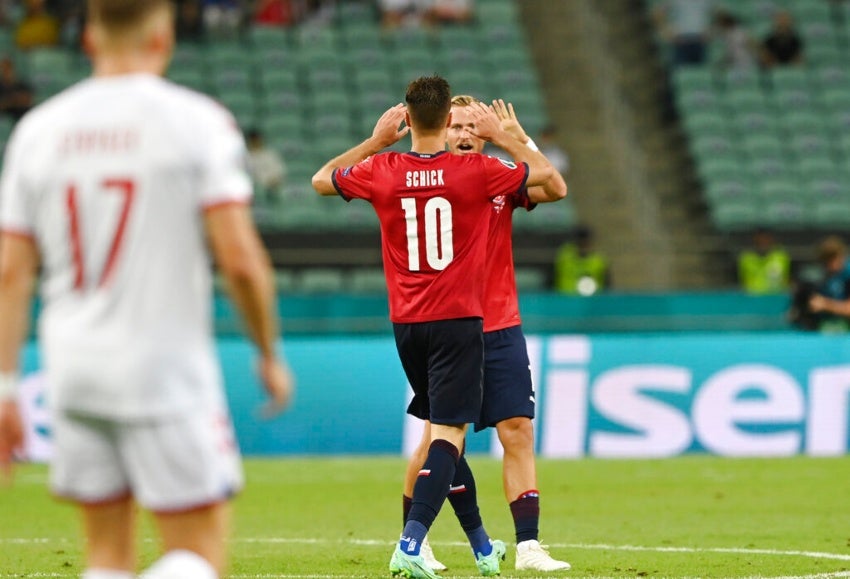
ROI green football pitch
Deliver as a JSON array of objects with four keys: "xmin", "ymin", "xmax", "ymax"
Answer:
[{"xmin": 1, "ymin": 456, "xmax": 849, "ymax": 578}]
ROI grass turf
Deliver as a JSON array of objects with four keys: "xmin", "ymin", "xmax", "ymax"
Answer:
[{"xmin": 1, "ymin": 456, "xmax": 849, "ymax": 578}]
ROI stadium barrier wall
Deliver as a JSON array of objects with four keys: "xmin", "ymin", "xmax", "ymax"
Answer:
[{"xmin": 17, "ymin": 332, "xmax": 850, "ymax": 459}]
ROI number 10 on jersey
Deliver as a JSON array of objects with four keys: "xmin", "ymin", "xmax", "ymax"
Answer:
[{"xmin": 401, "ymin": 197, "xmax": 454, "ymax": 272}]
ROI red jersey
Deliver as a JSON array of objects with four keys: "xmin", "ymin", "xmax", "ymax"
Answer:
[
  {"xmin": 333, "ymin": 151, "xmax": 529, "ymax": 323},
  {"xmin": 484, "ymin": 189, "xmax": 535, "ymax": 332}
]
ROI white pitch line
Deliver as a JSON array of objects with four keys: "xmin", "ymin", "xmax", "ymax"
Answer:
[{"xmin": 3, "ymin": 537, "xmax": 850, "ymax": 579}]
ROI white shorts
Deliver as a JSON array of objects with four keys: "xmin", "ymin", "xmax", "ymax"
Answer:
[{"xmin": 50, "ymin": 405, "xmax": 244, "ymax": 512}]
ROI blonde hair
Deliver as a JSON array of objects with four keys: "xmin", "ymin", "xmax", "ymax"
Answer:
[
  {"xmin": 451, "ymin": 95, "xmax": 481, "ymax": 107},
  {"xmin": 819, "ymin": 235, "xmax": 847, "ymax": 264}
]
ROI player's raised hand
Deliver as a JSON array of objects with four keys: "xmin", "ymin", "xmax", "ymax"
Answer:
[
  {"xmin": 372, "ymin": 103, "xmax": 410, "ymax": 148},
  {"xmin": 0, "ymin": 400, "xmax": 24, "ymax": 486},
  {"xmin": 257, "ymin": 355, "xmax": 295, "ymax": 419},
  {"xmin": 466, "ymin": 101, "xmax": 504, "ymax": 143},
  {"xmin": 492, "ymin": 99, "xmax": 529, "ymax": 144}
]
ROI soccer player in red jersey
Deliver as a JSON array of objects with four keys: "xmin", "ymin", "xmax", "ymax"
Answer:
[
  {"xmin": 313, "ymin": 75, "xmax": 555, "ymax": 578},
  {"xmin": 404, "ymin": 96, "xmax": 571, "ymax": 572}
]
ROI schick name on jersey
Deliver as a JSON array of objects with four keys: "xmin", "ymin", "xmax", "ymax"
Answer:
[{"xmin": 405, "ymin": 169, "xmax": 445, "ymax": 188}]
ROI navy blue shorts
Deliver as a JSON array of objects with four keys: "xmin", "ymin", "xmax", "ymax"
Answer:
[
  {"xmin": 474, "ymin": 325, "xmax": 535, "ymax": 432},
  {"xmin": 393, "ymin": 318, "xmax": 484, "ymax": 426}
]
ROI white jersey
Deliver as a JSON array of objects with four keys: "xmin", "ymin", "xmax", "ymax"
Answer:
[{"xmin": 0, "ymin": 73, "xmax": 252, "ymax": 420}]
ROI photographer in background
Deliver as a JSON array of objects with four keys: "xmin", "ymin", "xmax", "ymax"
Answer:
[{"xmin": 803, "ymin": 236, "xmax": 850, "ymax": 333}]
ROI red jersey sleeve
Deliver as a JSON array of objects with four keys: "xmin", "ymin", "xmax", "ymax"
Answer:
[
  {"xmin": 483, "ymin": 155, "xmax": 529, "ymax": 200},
  {"xmin": 332, "ymin": 155, "xmax": 375, "ymax": 202},
  {"xmin": 511, "ymin": 187, "xmax": 536, "ymax": 213}
]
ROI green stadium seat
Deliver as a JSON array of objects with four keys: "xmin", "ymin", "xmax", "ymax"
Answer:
[
  {"xmin": 335, "ymin": 0, "xmax": 378, "ymax": 25},
  {"xmin": 514, "ymin": 268, "xmax": 547, "ymax": 292},
  {"xmin": 749, "ymin": 156, "xmax": 790, "ymax": 181},
  {"xmin": 704, "ymin": 178, "xmax": 753, "ymax": 204},
  {"xmin": 513, "ymin": 202, "xmax": 576, "ymax": 233},
  {"xmin": 722, "ymin": 68, "xmax": 761, "ymax": 91},
  {"xmin": 796, "ymin": 156, "xmax": 842, "ymax": 181},
  {"xmin": 778, "ymin": 110, "xmax": 826, "ymax": 134},
  {"xmin": 813, "ymin": 200, "xmax": 850, "ymax": 228},
  {"xmin": 723, "ymin": 87, "xmax": 768, "ymax": 113},
  {"xmin": 735, "ymin": 111, "xmax": 780, "ymax": 134},
  {"xmin": 741, "ymin": 133, "xmax": 785, "ymax": 158},
  {"xmin": 768, "ymin": 68, "xmax": 810, "ymax": 91},
  {"xmin": 689, "ymin": 134, "xmax": 737, "ymax": 159},
  {"xmin": 763, "ymin": 199, "xmax": 814, "ymax": 229},
  {"xmin": 436, "ymin": 26, "xmax": 482, "ymax": 51},
  {"xmin": 247, "ymin": 25, "xmax": 291, "ymax": 49},
  {"xmin": 349, "ymin": 268, "xmax": 387, "ymax": 293},
  {"xmin": 814, "ymin": 65, "xmax": 850, "ymax": 89},
  {"xmin": 297, "ymin": 268, "xmax": 347, "ymax": 293},
  {"xmin": 712, "ymin": 201, "xmax": 761, "ymax": 231},
  {"xmin": 821, "ymin": 88, "xmax": 850, "ymax": 111},
  {"xmin": 255, "ymin": 46, "xmax": 296, "ymax": 69},
  {"xmin": 342, "ymin": 200, "xmax": 380, "ymax": 231},
  {"xmin": 771, "ymin": 87, "xmax": 815, "ymax": 109},
  {"xmin": 805, "ymin": 175, "xmax": 845, "ymax": 199},
  {"xmin": 677, "ymin": 87, "xmax": 722, "ymax": 112},
  {"xmin": 351, "ymin": 68, "xmax": 394, "ymax": 93},
  {"xmin": 697, "ymin": 156, "xmax": 748, "ymax": 185},
  {"xmin": 758, "ymin": 180, "xmax": 799, "ymax": 202},
  {"xmin": 477, "ymin": 0, "xmax": 519, "ymax": 24},
  {"xmin": 789, "ymin": 133, "xmax": 831, "ymax": 158},
  {"xmin": 274, "ymin": 270, "xmax": 297, "ymax": 293},
  {"xmin": 167, "ymin": 68, "xmax": 208, "ymax": 92},
  {"xmin": 671, "ymin": 68, "xmax": 717, "ymax": 93},
  {"xmin": 682, "ymin": 110, "xmax": 730, "ymax": 136},
  {"xmin": 305, "ymin": 67, "xmax": 346, "ymax": 91}
]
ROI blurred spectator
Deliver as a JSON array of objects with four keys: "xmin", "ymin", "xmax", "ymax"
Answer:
[
  {"xmin": 177, "ymin": 0, "xmax": 206, "ymax": 43},
  {"xmin": 15, "ymin": 0, "xmax": 60, "ymax": 51},
  {"xmin": 738, "ymin": 228, "xmax": 791, "ymax": 295},
  {"xmin": 379, "ymin": 0, "xmax": 430, "ymax": 28},
  {"xmin": 804, "ymin": 236, "xmax": 850, "ymax": 333},
  {"xmin": 553, "ymin": 226, "xmax": 610, "ymax": 295},
  {"xmin": 254, "ymin": 0, "xmax": 294, "ymax": 26},
  {"xmin": 427, "ymin": 0, "xmax": 474, "ymax": 25},
  {"xmin": 57, "ymin": 2, "xmax": 84, "ymax": 50},
  {"xmin": 652, "ymin": 0, "xmax": 717, "ymax": 66},
  {"xmin": 246, "ymin": 128, "xmax": 287, "ymax": 202},
  {"xmin": 202, "ymin": 0, "xmax": 243, "ymax": 39},
  {"xmin": 0, "ymin": 57, "xmax": 34, "ymax": 121},
  {"xmin": 714, "ymin": 11, "xmax": 758, "ymax": 71},
  {"xmin": 761, "ymin": 10, "xmax": 804, "ymax": 68},
  {"xmin": 538, "ymin": 124, "xmax": 570, "ymax": 176}
]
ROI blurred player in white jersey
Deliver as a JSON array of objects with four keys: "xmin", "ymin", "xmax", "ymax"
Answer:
[{"xmin": 0, "ymin": 1, "xmax": 293, "ymax": 578}]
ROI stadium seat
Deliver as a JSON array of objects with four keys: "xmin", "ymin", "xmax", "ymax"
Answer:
[
  {"xmin": 349, "ymin": 268, "xmax": 387, "ymax": 293},
  {"xmin": 297, "ymin": 268, "xmax": 347, "ymax": 293},
  {"xmin": 671, "ymin": 68, "xmax": 716, "ymax": 93},
  {"xmin": 689, "ymin": 134, "xmax": 737, "ymax": 160},
  {"xmin": 514, "ymin": 268, "xmax": 547, "ymax": 292},
  {"xmin": 712, "ymin": 201, "xmax": 761, "ymax": 231},
  {"xmin": 768, "ymin": 68, "xmax": 810, "ymax": 91},
  {"xmin": 763, "ymin": 199, "xmax": 814, "ymax": 229}
]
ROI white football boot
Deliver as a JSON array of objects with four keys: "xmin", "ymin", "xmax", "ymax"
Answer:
[
  {"xmin": 515, "ymin": 540, "xmax": 571, "ymax": 571},
  {"xmin": 420, "ymin": 535, "xmax": 447, "ymax": 572}
]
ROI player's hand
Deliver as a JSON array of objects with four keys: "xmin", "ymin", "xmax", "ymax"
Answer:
[
  {"xmin": 257, "ymin": 355, "xmax": 295, "ymax": 419},
  {"xmin": 809, "ymin": 294, "xmax": 827, "ymax": 313},
  {"xmin": 466, "ymin": 101, "xmax": 505, "ymax": 144},
  {"xmin": 372, "ymin": 104, "xmax": 410, "ymax": 148},
  {"xmin": 0, "ymin": 399, "xmax": 24, "ymax": 486},
  {"xmin": 492, "ymin": 99, "xmax": 529, "ymax": 144}
]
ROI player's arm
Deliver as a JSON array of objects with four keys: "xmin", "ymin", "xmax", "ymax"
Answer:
[
  {"xmin": 492, "ymin": 99, "xmax": 567, "ymax": 203},
  {"xmin": 0, "ymin": 233, "xmax": 38, "ymax": 481},
  {"xmin": 466, "ymin": 102, "xmax": 553, "ymax": 188},
  {"xmin": 312, "ymin": 104, "xmax": 409, "ymax": 196},
  {"xmin": 809, "ymin": 293, "xmax": 850, "ymax": 318},
  {"xmin": 204, "ymin": 205, "xmax": 293, "ymax": 415}
]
